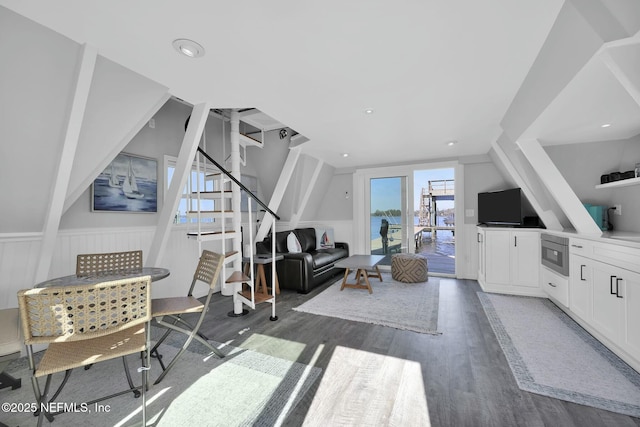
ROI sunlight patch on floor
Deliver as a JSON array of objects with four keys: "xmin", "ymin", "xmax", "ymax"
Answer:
[
  {"xmin": 240, "ymin": 333, "xmax": 306, "ymax": 362},
  {"xmin": 303, "ymin": 346, "xmax": 431, "ymax": 426}
]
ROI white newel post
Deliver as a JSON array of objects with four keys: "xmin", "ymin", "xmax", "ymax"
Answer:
[{"xmin": 229, "ymin": 110, "xmax": 245, "ymax": 314}]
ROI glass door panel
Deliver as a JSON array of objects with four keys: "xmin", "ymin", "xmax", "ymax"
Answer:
[{"xmin": 369, "ymin": 177, "xmax": 408, "ymax": 265}]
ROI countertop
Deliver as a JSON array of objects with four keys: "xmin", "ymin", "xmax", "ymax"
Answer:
[{"xmin": 542, "ymin": 228, "xmax": 640, "ymax": 249}]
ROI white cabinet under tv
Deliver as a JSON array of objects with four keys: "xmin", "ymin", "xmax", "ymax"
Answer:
[{"xmin": 477, "ymin": 227, "xmax": 544, "ymax": 297}]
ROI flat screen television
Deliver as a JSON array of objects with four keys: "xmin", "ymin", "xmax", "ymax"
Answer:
[{"xmin": 478, "ymin": 188, "xmax": 523, "ymax": 226}]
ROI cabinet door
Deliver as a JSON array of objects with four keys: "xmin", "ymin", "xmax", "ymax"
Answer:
[
  {"xmin": 591, "ymin": 261, "xmax": 624, "ymax": 345},
  {"xmin": 569, "ymin": 254, "xmax": 592, "ymax": 322},
  {"xmin": 485, "ymin": 230, "xmax": 510, "ymax": 285},
  {"xmin": 622, "ymin": 269, "xmax": 640, "ymax": 361},
  {"xmin": 477, "ymin": 228, "xmax": 485, "ymax": 282},
  {"xmin": 510, "ymin": 231, "xmax": 540, "ymax": 288}
]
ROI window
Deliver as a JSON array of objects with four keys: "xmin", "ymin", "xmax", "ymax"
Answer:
[{"xmin": 165, "ymin": 156, "xmax": 220, "ymax": 224}]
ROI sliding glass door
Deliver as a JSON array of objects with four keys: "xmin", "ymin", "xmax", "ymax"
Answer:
[{"xmin": 369, "ymin": 177, "xmax": 408, "ymax": 265}]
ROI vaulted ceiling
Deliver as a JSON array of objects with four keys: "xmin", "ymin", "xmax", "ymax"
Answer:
[{"xmin": 2, "ymin": 1, "xmax": 639, "ymax": 168}]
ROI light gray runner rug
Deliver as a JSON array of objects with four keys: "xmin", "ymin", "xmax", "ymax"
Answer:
[
  {"xmin": 3, "ymin": 337, "xmax": 321, "ymax": 426},
  {"xmin": 294, "ymin": 272, "xmax": 440, "ymax": 334},
  {"xmin": 478, "ymin": 292, "xmax": 640, "ymax": 417}
]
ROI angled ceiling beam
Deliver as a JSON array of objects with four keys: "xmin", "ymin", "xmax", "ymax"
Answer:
[
  {"xmin": 35, "ymin": 44, "xmax": 97, "ymax": 283},
  {"xmin": 146, "ymin": 102, "xmax": 210, "ymax": 267},
  {"xmin": 63, "ymin": 92, "xmax": 170, "ymax": 213},
  {"xmin": 289, "ymin": 158, "xmax": 324, "ymax": 229},
  {"xmin": 256, "ymin": 147, "xmax": 302, "ymax": 241},
  {"xmin": 491, "ymin": 136, "xmax": 562, "ymax": 231},
  {"xmin": 601, "ymin": 45, "xmax": 640, "ymax": 109},
  {"xmin": 517, "ymin": 138, "xmax": 601, "ymax": 235}
]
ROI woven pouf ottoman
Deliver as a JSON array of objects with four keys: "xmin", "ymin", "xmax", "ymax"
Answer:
[{"xmin": 391, "ymin": 253, "xmax": 428, "ymax": 283}]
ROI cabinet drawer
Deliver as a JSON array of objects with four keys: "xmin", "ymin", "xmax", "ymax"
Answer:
[
  {"xmin": 542, "ymin": 266, "xmax": 569, "ymax": 307},
  {"xmin": 592, "ymin": 242, "xmax": 640, "ymax": 274},
  {"xmin": 570, "ymin": 238, "xmax": 592, "ymax": 257}
]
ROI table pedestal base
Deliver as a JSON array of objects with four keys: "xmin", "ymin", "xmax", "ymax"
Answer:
[{"xmin": 340, "ymin": 266, "xmax": 383, "ymax": 294}]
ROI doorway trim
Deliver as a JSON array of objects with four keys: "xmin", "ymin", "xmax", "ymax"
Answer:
[{"xmin": 353, "ymin": 160, "xmax": 464, "ymax": 277}]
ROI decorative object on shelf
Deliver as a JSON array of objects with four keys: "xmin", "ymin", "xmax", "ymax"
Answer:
[{"xmin": 92, "ymin": 152, "xmax": 157, "ymax": 213}]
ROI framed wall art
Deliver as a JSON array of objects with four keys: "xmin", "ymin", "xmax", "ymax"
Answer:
[{"xmin": 92, "ymin": 153, "xmax": 158, "ymax": 213}]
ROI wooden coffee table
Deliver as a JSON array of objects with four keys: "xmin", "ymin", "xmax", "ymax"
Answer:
[{"xmin": 335, "ymin": 255, "xmax": 385, "ymax": 294}]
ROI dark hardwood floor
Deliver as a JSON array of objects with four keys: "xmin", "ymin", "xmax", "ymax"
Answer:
[{"xmin": 198, "ymin": 277, "xmax": 640, "ymax": 427}]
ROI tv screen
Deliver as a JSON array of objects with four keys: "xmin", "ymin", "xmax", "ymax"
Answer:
[{"xmin": 478, "ymin": 188, "xmax": 522, "ymax": 225}]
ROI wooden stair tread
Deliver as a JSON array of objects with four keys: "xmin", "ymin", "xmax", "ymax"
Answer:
[
  {"xmin": 190, "ymin": 190, "xmax": 232, "ymax": 194},
  {"xmin": 238, "ymin": 290, "xmax": 273, "ymax": 303},
  {"xmin": 187, "ymin": 210, "xmax": 234, "ymax": 214},
  {"xmin": 224, "ymin": 250, "xmax": 238, "ymax": 258},
  {"xmin": 187, "ymin": 229, "xmax": 235, "ymax": 236},
  {"xmin": 226, "ymin": 271, "xmax": 250, "ymax": 283}
]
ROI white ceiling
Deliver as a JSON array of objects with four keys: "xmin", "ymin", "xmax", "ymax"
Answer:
[{"xmin": 7, "ymin": 0, "xmax": 636, "ymax": 168}]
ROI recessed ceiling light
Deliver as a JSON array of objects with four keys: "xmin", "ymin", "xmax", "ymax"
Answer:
[
  {"xmin": 601, "ymin": 123, "xmax": 611, "ymax": 128},
  {"xmin": 364, "ymin": 108, "xmax": 374, "ymax": 115},
  {"xmin": 342, "ymin": 153, "xmax": 349, "ymax": 157},
  {"xmin": 172, "ymin": 39, "xmax": 205, "ymax": 58},
  {"xmin": 446, "ymin": 140, "xmax": 457, "ymax": 146}
]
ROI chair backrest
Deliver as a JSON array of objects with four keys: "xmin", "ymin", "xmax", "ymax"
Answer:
[
  {"xmin": 193, "ymin": 250, "xmax": 224, "ymax": 290},
  {"xmin": 76, "ymin": 250, "xmax": 143, "ymax": 276},
  {"xmin": 17, "ymin": 275, "xmax": 152, "ymax": 346}
]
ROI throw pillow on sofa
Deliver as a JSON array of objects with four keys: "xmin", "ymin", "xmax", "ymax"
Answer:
[
  {"xmin": 287, "ymin": 232, "xmax": 302, "ymax": 253},
  {"xmin": 315, "ymin": 227, "xmax": 335, "ymax": 249}
]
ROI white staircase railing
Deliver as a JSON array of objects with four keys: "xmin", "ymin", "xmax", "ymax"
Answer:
[{"xmin": 187, "ymin": 146, "xmax": 280, "ymax": 320}]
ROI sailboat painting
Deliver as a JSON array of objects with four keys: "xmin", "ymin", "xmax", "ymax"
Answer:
[{"xmin": 92, "ymin": 153, "xmax": 157, "ymax": 212}]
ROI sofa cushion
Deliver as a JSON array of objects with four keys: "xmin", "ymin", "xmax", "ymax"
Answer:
[
  {"xmin": 312, "ymin": 247, "xmax": 349, "ymax": 269},
  {"xmin": 315, "ymin": 227, "xmax": 335, "ymax": 249},
  {"xmin": 287, "ymin": 232, "xmax": 302, "ymax": 253},
  {"xmin": 294, "ymin": 228, "xmax": 316, "ymax": 253},
  {"xmin": 268, "ymin": 231, "xmax": 289, "ymax": 253}
]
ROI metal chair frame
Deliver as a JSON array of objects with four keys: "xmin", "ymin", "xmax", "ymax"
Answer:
[
  {"xmin": 151, "ymin": 249, "xmax": 225, "ymax": 384},
  {"xmin": 17, "ymin": 276, "xmax": 152, "ymax": 427}
]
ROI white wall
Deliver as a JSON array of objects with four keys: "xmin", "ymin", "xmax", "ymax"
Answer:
[
  {"xmin": 545, "ymin": 135, "xmax": 640, "ymax": 232},
  {"xmin": 0, "ymin": 8, "xmax": 80, "ymax": 232}
]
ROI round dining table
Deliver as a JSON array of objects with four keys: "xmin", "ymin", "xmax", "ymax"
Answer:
[{"xmin": 35, "ymin": 267, "xmax": 170, "ymax": 288}]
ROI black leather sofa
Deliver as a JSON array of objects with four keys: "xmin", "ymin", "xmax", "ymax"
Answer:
[{"xmin": 255, "ymin": 228, "xmax": 349, "ymax": 294}]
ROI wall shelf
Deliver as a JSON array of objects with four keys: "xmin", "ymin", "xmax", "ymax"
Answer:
[{"xmin": 595, "ymin": 176, "xmax": 640, "ymax": 189}]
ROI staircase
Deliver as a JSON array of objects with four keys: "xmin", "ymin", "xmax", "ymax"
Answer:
[{"xmin": 186, "ymin": 109, "xmax": 280, "ymax": 320}]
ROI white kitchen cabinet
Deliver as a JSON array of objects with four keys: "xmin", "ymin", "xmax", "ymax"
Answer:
[
  {"xmin": 510, "ymin": 231, "xmax": 541, "ymax": 288},
  {"xmin": 541, "ymin": 265, "xmax": 569, "ymax": 307},
  {"xmin": 569, "ymin": 253, "xmax": 592, "ymax": 322},
  {"xmin": 623, "ymin": 269, "xmax": 640, "ymax": 360},
  {"xmin": 477, "ymin": 228, "xmax": 486, "ymax": 283},
  {"xmin": 484, "ymin": 229, "xmax": 511, "ymax": 286},
  {"xmin": 477, "ymin": 227, "xmax": 542, "ymax": 296},
  {"xmin": 591, "ymin": 260, "xmax": 640, "ymax": 361},
  {"xmin": 591, "ymin": 261, "xmax": 625, "ymax": 344}
]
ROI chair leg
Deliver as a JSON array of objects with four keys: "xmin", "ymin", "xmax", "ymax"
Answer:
[
  {"xmin": 36, "ymin": 374, "xmax": 54, "ymax": 427},
  {"xmin": 141, "ymin": 325, "xmax": 150, "ymax": 426},
  {"xmin": 47, "ymin": 369, "xmax": 72, "ymax": 405},
  {"xmin": 122, "ymin": 356, "xmax": 141, "ymax": 398}
]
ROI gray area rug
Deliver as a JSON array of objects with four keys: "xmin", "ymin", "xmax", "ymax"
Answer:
[
  {"xmin": 2, "ymin": 334, "xmax": 321, "ymax": 426},
  {"xmin": 478, "ymin": 292, "xmax": 640, "ymax": 418},
  {"xmin": 294, "ymin": 272, "xmax": 441, "ymax": 334}
]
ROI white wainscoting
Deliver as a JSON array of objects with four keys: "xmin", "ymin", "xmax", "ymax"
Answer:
[
  {"xmin": 0, "ymin": 226, "xmax": 233, "ymax": 310},
  {"xmin": 276, "ymin": 220, "xmax": 355, "ymax": 254}
]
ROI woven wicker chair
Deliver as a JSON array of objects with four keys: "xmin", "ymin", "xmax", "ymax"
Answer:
[
  {"xmin": 76, "ymin": 250, "xmax": 143, "ymax": 277},
  {"xmin": 17, "ymin": 276, "xmax": 152, "ymax": 427},
  {"xmin": 151, "ymin": 249, "xmax": 225, "ymax": 384}
]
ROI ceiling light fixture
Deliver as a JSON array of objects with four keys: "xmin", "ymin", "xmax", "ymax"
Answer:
[
  {"xmin": 342, "ymin": 153, "xmax": 349, "ymax": 157},
  {"xmin": 446, "ymin": 140, "xmax": 458, "ymax": 147},
  {"xmin": 172, "ymin": 39, "xmax": 205, "ymax": 58},
  {"xmin": 364, "ymin": 108, "xmax": 374, "ymax": 115},
  {"xmin": 601, "ymin": 123, "xmax": 611, "ymax": 128}
]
